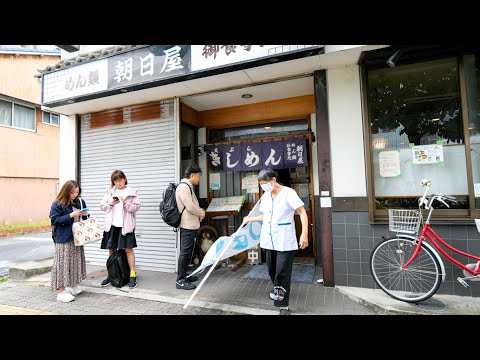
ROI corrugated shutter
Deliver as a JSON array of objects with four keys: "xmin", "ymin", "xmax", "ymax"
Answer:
[{"xmin": 79, "ymin": 99, "xmax": 179, "ymax": 272}]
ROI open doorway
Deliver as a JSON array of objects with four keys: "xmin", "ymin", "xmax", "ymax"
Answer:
[
  {"xmin": 179, "ymin": 76, "xmax": 318, "ymax": 267},
  {"xmin": 205, "ymin": 119, "xmax": 316, "ymax": 264}
]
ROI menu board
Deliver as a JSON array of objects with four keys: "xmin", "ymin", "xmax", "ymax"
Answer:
[{"xmin": 206, "ymin": 196, "xmax": 246, "ymax": 213}]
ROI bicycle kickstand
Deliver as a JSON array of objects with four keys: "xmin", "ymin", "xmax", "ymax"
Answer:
[{"xmin": 457, "ymin": 277, "xmax": 470, "ymax": 288}]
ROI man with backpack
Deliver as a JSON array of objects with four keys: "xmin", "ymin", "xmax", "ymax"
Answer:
[{"xmin": 175, "ymin": 165, "xmax": 205, "ymax": 290}]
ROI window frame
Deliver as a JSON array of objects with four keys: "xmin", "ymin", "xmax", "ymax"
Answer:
[
  {"xmin": 362, "ymin": 54, "xmax": 475, "ymax": 223},
  {"xmin": 42, "ymin": 111, "xmax": 60, "ymax": 127},
  {"xmin": 0, "ymin": 97, "xmax": 36, "ymax": 132}
]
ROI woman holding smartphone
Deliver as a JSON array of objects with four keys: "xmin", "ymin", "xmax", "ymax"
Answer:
[
  {"xmin": 50, "ymin": 180, "xmax": 89, "ymax": 302},
  {"xmin": 100, "ymin": 169, "xmax": 141, "ymax": 288}
]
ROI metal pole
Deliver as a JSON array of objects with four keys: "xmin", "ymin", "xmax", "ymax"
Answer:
[{"xmin": 183, "ymin": 201, "xmax": 260, "ymax": 309}]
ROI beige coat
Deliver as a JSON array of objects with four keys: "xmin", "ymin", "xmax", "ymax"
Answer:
[{"xmin": 175, "ymin": 179, "xmax": 203, "ymax": 230}]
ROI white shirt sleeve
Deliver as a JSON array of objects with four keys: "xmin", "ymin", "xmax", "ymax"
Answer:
[{"xmin": 286, "ymin": 188, "xmax": 304, "ymax": 211}]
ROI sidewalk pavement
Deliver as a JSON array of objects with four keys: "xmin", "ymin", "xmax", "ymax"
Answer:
[{"xmin": 2, "ymin": 260, "xmax": 480, "ymax": 315}]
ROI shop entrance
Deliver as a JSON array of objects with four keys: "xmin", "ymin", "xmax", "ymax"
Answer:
[
  {"xmin": 179, "ymin": 76, "xmax": 318, "ymax": 267},
  {"xmin": 191, "ymin": 118, "xmax": 316, "ymax": 265}
]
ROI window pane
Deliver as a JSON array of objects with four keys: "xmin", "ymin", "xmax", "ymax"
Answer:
[
  {"xmin": 51, "ymin": 113, "xmax": 59, "ymax": 126},
  {"xmin": 367, "ymin": 58, "xmax": 468, "ymax": 210},
  {"xmin": 464, "ymin": 54, "xmax": 480, "ymax": 208},
  {"xmin": 13, "ymin": 104, "xmax": 35, "ymax": 130},
  {"xmin": 210, "ymin": 119, "xmax": 308, "ymax": 142},
  {"xmin": 0, "ymin": 99, "xmax": 12, "ymax": 126},
  {"xmin": 42, "ymin": 111, "xmax": 51, "ymax": 124}
]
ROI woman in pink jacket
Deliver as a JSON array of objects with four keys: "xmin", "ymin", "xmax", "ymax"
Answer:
[{"xmin": 100, "ymin": 170, "xmax": 141, "ymax": 288}]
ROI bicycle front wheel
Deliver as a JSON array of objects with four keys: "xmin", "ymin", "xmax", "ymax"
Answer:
[{"xmin": 370, "ymin": 236, "xmax": 442, "ymax": 303}]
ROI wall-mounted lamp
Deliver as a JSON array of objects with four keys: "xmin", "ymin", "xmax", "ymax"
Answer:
[{"xmin": 387, "ymin": 49, "xmax": 403, "ymax": 67}]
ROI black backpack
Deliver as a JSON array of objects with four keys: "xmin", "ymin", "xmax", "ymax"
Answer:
[
  {"xmin": 159, "ymin": 182, "xmax": 192, "ymax": 231},
  {"xmin": 106, "ymin": 249, "xmax": 130, "ymax": 288}
]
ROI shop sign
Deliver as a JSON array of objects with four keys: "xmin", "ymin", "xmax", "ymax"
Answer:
[
  {"xmin": 191, "ymin": 45, "xmax": 320, "ymax": 71},
  {"xmin": 43, "ymin": 58, "xmax": 108, "ymax": 103},
  {"xmin": 107, "ymin": 45, "xmax": 190, "ymax": 89},
  {"xmin": 205, "ymin": 138, "xmax": 307, "ymax": 172},
  {"xmin": 43, "ymin": 45, "xmax": 190, "ymax": 103},
  {"xmin": 42, "ymin": 45, "xmax": 321, "ymax": 104}
]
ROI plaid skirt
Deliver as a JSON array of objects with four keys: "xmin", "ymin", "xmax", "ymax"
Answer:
[{"xmin": 51, "ymin": 241, "xmax": 87, "ymax": 291}]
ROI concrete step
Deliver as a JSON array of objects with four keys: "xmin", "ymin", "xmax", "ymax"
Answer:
[{"xmin": 9, "ymin": 258, "xmax": 53, "ymax": 279}]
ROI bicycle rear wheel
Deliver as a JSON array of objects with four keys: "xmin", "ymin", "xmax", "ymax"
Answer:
[{"xmin": 370, "ymin": 236, "xmax": 442, "ymax": 303}]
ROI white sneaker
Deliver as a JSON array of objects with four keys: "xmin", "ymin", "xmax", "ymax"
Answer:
[
  {"xmin": 57, "ymin": 290, "xmax": 75, "ymax": 303},
  {"xmin": 66, "ymin": 285, "xmax": 83, "ymax": 296}
]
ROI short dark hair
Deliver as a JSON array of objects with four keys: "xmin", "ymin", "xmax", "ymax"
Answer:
[
  {"xmin": 258, "ymin": 169, "xmax": 278, "ymax": 182},
  {"xmin": 185, "ymin": 164, "xmax": 202, "ymax": 178}
]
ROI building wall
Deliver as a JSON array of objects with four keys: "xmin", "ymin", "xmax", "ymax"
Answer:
[
  {"xmin": 327, "ymin": 65, "xmax": 367, "ymax": 197},
  {"xmin": 331, "ymin": 211, "xmax": 480, "ymax": 296},
  {"xmin": 0, "ymin": 109, "xmax": 59, "ymax": 178},
  {"xmin": 0, "ymin": 108, "xmax": 59, "ymax": 222},
  {"xmin": 0, "ymin": 51, "xmax": 61, "ymax": 223},
  {"xmin": 0, "ymin": 53, "xmax": 60, "ymax": 104},
  {"xmin": 0, "ymin": 177, "xmax": 57, "ymax": 222},
  {"xmin": 58, "ymin": 115, "xmax": 77, "ymax": 186}
]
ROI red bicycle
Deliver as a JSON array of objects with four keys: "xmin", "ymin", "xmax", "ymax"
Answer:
[{"xmin": 370, "ymin": 179, "xmax": 480, "ymax": 303}]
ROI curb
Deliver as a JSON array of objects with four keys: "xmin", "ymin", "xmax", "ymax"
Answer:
[
  {"xmin": 337, "ymin": 288, "xmax": 405, "ymax": 315},
  {"xmin": 0, "ymin": 227, "xmax": 50, "ymax": 238},
  {"xmin": 23, "ymin": 278, "xmax": 280, "ymax": 315},
  {"xmin": 80, "ymin": 285, "xmax": 280, "ymax": 315},
  {"xmin": 336, "ymin": 286, "xmax": 450, "ymax": 315},
  {"xmin": 9, "ymin": 258, "xmax": 53, "ymax": 280}
]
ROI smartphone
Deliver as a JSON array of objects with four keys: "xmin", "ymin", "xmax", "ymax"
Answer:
[
  {"xmin": 80, "ymin": 208, "xmax": 90, "ymax": 212},
  {"xmin": 112, "ymin": 196, "xmax": 119, "ymax": 201}
]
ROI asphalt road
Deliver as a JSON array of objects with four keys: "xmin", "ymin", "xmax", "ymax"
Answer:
[{"xmin": 0, "ymin": 231, "xmax": 53, "ymax": 277}]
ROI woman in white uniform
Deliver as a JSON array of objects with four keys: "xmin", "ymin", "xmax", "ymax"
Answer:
[{"xmin": 243, "ymin": 169, "xmax": 308, "ymax": 315}]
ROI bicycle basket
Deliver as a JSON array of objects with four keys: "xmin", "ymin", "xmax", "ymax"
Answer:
[{"xmin": 388, "ymin": 209, "xmax": 422, "ymax": 234}]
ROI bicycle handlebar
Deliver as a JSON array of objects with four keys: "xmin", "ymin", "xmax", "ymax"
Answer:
[{"xmin": 418, "ymin": 179, "xmax": 457, "ymax": 210}]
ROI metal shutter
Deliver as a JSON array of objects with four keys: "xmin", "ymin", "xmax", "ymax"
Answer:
[{"xmin": 79, "ymin": 99, "xmax": 179, "ymax": 272}]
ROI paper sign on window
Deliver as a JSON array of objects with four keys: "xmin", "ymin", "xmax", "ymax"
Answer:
[
  {"xmin": 209, "ymin": 172, "xmax": 220, "ymax": 191},
  {"xmin": 379, "ymin": 150, "xmax": 401, "ymax": 177},
  {"xmin": 412, "ymin": 144, "xmax": 444, "ymax": 165},
  {"xmin": 242, "ymin": 175, "xmax": 259, "ymax": 194},
  {"xmin": 475, "ymin": 183, "xmax": 480, "ymax": 197}
]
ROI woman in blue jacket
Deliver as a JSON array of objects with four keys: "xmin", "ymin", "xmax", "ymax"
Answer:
[{"xmin": 49, "ymin": 180, "xmax": 89, "ymax": 303}]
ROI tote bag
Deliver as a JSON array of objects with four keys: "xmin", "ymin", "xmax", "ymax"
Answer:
[{"xmin": 72, "ymin": 201, "xmax": 103, "ymax": 246}]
